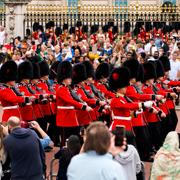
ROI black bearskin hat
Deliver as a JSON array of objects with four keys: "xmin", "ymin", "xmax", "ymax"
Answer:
[
  {"xmin": 159, "ymin": 55, "xmax": 171, "ymax": 72},
  {"xmin": 77, "ymin": 21, "xmax": 82, "ymax": 27},
  {"xmin": 33, "ymin": 22, "xmax": 39, "ymax": 31},
  {"xmin": 49, "ymin": 61, "xmax": 60, "ymax": 80},
  {"xmin": 55, "ymin": 27, "xmax": 62, "ymax": 37},
  {"xmin": 95, "ymin": 63, "xmax": 110, "ymax": 80},
  {"xmin": 32, "ymin": 63, "xmax": 40, "ymax": 79},
  {"xmin": 0, "ymin": 60, "xmax": 18, "ymax": 83},
  {"xmin": 143, "ymin": 62, "xmax": 157, "ymax": 82},
  {"xmin": 18, "ymin": 61, "xmax": 33, "ymax": 81},
  {"xmin": 122, "ymin": 59, "xmax": 140, "ymax": 79},
  {"xmin": 63, "ymin": 23, "xmax": 68, "ymax": 31},
  {"xmin": 82, "ymin": 25, "xmax": 88, "ymax": 33},
  {"xmin": 155, "ymin": 60, "xmax": 165, "ymax": 78},
  {"xmin": 73, "ymin": 63, "xmax": 87, "ymax": 84},
  {"xmin": 136, "ymin": 64, "xmax": 144, "ymax": 82},
  {"xmin": 69, "ymin": 27, "xmax": 75, "ymax": 34},
  {"xmin": 57, "ymin": 61, "xmax": 72, "ymax": 83},
  {"xmin": 109, "ymin": 67, "xmax": 130, "ymax": 91},
  {"xmin": 39, "ymin": 60, "xmax": 49, "ymax": 78},
  {"xmin": 83, "ymin": 60, "xmax": 95, "ymax": 79}
]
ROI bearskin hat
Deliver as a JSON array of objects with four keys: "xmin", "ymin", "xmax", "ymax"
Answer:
[
  {"xmin": 83, "ymin": 60, "xmax": 95, "ymax": 79},
  {"xmin": 32, "ymin": 63, "xmax": 40, "ymax": 79},
  {"xmin": 73, "ymin": 63, "xmax": 87, "ymax": 84},
  {"xmin": 122, "ymin": 59, "xmax": 140, "ymax": 79},
  {"xmin": 0, "ymin": 60, "xmax": 18, "ymax": 83},
  {"xmin": 63, "ymin": 23, "xmax": 68, "ymax": 31},
  {"xmin": 143, "ymin": 62, "xmax": 157, "ymax": 82},
  {"xmin": 109, "ymin": 67, "xmax": 130, "ymax": 91},
  {"xmin": 18, "ymin": 61, "xmax": 33, "ymax": 81},
  {"xmin": 159, "ymin": 55, "xmax": 171, "ymax": 72},
  {"xmin": 155, "ymin": 60, "xmax": 165, "ymax": 78},
  {"xmin": 57, "ymin": 61, "xmax": 72, "ymax": 83},
  {"xmin": 95, "ymin": 62, "xmax": 110, "ymax": 80},
  {"xmin": 39, "ymin": 60, "xmax": 49, "ymax": 78},
  {"xmin": 49, "ymin": 61, "xmax": 60, "ymax": 80}
]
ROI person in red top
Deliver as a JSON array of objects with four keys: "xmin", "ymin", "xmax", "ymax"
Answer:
[
  {"xmin": 123, "ymin": 59, "xmax": 161, "ymax": 161},
  {"xmin": 56, "ymin": 61, "xmax": 92, "ymax": 146},
  {"xmin": 38, "ymin": 60, "xmax": 58, "ymax": 144},
  {"xmin": 17, "ymin": 61, "xmax": 37, "ymax": 125},
  {"xmin": 30, "ymin": 62, "xmax": 45, "ymax": 129},
  {"xmin": 95, "ymin": 62, "xmax": 115, "ymax": 99},
  {"xmin": 0, "ymin": 61, "xmax": 29, "ymax": 124},
  {"xmin": 109, "ymin": 66, "xmax": 153, "ymax": 145},
  {"xmin": 142, "ymin": 62, "xmax": 166, "ymax": 151},
  {"xmin": 159, "ymin": 55, "xmax": 179, "ymax": 131},
  {"xmin": 72, "ymin": 63, "xmax": 106, "ymax": 126}
]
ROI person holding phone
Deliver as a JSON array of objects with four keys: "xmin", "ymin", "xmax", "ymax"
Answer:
[{"xmin": 112, "ymin": 126, "xmax": 141, "ymax": 180}]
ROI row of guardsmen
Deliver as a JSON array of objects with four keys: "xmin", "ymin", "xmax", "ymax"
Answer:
[{"xmin": 0, "ymin": 56, "xmax": 179, "ymax": 161}]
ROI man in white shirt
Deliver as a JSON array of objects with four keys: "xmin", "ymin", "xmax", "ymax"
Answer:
[
  {"xmin": 0, "ymin": 26, "xmax": 6, "ymax": 46},
  {"xmin": 144, "ymin": 39, "xmax": 156, "ymax": 55},
  {"xmin": 169, "ymin": 51, "xmax": 180, "ymax": 80}
]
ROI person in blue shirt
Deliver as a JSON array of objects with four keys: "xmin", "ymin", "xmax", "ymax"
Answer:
[{"xmin": 67, "ymin": 122, "xmax": 127, "ymax": 180}]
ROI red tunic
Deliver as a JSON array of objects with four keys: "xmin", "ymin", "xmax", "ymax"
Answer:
[
  {"xmin": 126, "ymin": 85, "xmax": 152, "ymax": 127},
  {"xmin": 56, "ymin": 85, "xmax": 84, "ymax": 127},
  {"xmin": 141, "ymin": 84, "xmax": 160, "ymax": 123},
  {"xmin": 94, "ymin": 81, "xmax": 115, "ymax": 99},
  {"xmin": 110, "ymin": 95, "xmax": 139, "ymax": 131},
  {"xmin": 0, "ymin": 86, "xmax": 25, "ymax": 122},
  {"xmin": 18, "ymin": 84, "xmax": 36, "ymax": 121}
]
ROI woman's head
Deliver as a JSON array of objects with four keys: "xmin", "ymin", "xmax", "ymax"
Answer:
[{"xmin": 83, "ymin": 122, "xmax": 111, "ymax": 155}]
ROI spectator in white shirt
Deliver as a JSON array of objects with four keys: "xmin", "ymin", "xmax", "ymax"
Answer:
[
  {"xmin": 0, "ymin": 26, "xmax": 6, "ymax": 46},
  {"xmin": 169, "ymin": 51, "xmax": 180, "ymax": 80},
  {"xmin": 144, "ymin": 39, "xmax": 156, "ymax": 55}
]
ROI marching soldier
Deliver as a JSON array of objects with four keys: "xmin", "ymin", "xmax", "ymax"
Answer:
[
  {"xmin": 108, "ymin": 66, "xmax": 153, "ymax": 145},
  {"xmin": 159, "ymin": 56, "xmax": 179, "ymax": 131},
  {"xmin": 17, "ymin": 61, "xmax": 37, "ymax": 125},
  {"xmin": 56, "ymin": 61, "xmax": 92, "ymax": 146},
  {"xmin": 95, "ymin": 62, "xmax": 115, "ymax": 99},
  {"xmin": 142, "ymin": 62, "xmax": 166, "ymax": 151},
  {"xmin": 123, "ymin": 59, "xmax": 161, "ymax": 161},
  {"xmin": 72, "ymin": 63, "xmax": 106, "ymax": 125},
  {"xmin": 0, "ymin": 61, "xmax": 29, "ymax": 124}
]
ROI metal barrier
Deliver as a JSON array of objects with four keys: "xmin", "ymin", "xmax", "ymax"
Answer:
[
  {"xmin": 24, "ymin": 3, "xmax": 180, "ymax": 33},
  {"xmin": 49, "ymin": 158, "xmax": 58, "ymax": 180}
]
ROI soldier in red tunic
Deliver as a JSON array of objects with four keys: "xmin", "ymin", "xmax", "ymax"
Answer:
[
  {"xmin": 142, "ymin": 62, "xmax": 166, "ymax": 151},
  {"xmin": 94, "ymin": 63, "xmax": 115, "ymax": 99},
  {"xmin": 123, "ymin": 59, "xmax": 161, "ymax": 161},
  {"xmin": 109, "ymin": 66, "xmax": 153, "ymax": 145},
  {"xmin": 56, "ymin": 61, "xmax": 92, "ymax": 146},
  {"xmin": 17, "ymin": 61, "xmax": 37, "ymax": 125},
  {"xmin": 0, "ymin": 61, "xmax": 29, "ymax": 124}
]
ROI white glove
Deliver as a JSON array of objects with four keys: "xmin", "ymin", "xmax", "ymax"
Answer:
[
  {"xmin": 86, "ymin": 106, "xmax": 93, "ymax": 112},
  {"xmin": 143, "ymin": 101, "xmax": 153, "ymax": 108},
  {"xmin": 156, "ymin": 95, "xmax": 164, "ymax": 101}
]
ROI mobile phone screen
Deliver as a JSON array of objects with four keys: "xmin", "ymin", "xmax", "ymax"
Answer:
[{"xmin": 115, "ymin": 125, "xmax": 125, "ymax": 147}]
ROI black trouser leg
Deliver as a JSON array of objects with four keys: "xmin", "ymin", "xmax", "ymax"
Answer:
[
  {"xmin": 169, "ymin": 109, "xmax": 178, "ymax": 131},
  {"xmin": 133, "ymin": 126, "xmax": 152, "ymax": 161},
  {"xmin": 148, "ymin": 122, "xmax": 163, "ymax": 150},
  {"xmin": 126, "ymin": 131, "xmax": 137, "ymax": 147}
]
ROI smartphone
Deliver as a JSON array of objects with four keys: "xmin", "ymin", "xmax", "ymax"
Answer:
[{"xmin": 115, "ymin": 125, "xmax": 126, "ymax": 147}]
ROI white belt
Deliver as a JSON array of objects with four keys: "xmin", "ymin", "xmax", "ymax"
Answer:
[
  {"xmin": 3, "ymin": 105, "xmax": 19, "ymax": 110},
  {"xmin": 57, "ymin": 106, "xmax": 75, "ymax": 110},
  {"xmin": 113, "ymin": 116, "xmax": 131, "ymax": 121}
]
